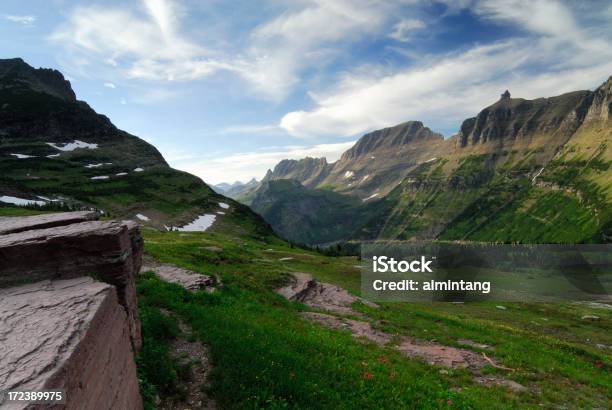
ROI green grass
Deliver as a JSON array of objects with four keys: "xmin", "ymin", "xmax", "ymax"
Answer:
[
  {"xmin": 138, "ymin": 228, "xmax": 612, "ymax": 409},
  {"xmin": 0, "ymin": 206, "xmax": 56, "ymax": 216}
]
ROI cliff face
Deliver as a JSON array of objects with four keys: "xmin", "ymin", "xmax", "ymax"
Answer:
[
  {"xmin": 263, "ymin": 157, "xmax": 331, "ymax": 188},
  {"xmin": 457, "ymin": 90, "xmax": 593, "ymax": 147},
  {"xmin": 0, "ymin": 57, "xmax": 76, "ymax": 102},
  {"xmin": 340, "ymin": 121, "xmax": 443, "ymax": 160},
  {"xmin": 0, "ymin": 211, "xmax": 144, "ymax": 409}
]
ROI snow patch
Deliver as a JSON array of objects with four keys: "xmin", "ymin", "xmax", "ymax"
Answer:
[
  {"xmin": 47, "ymin": 140, "xmax": 99, "ymax": 151},
  {"xmin": 178, "ymin": 214, "xmax": 216, "ymax": 232},
  {"xmin": 343, "ymin": 171, "xmax": 354, "ymax": 179},
  {"xmin": 362, "ymin": 193, "xmax": 380, "ymax": 202},
  {"xmin": 85, "ymin": 163, "xmax": 104, "ymax": 168},
  {"xmin": 424, "ymin": 157, "xmax": 437, "ymax": 163},
  {"xmin": 217, "ymin": 211, "xmax": 226, "ymax": 215},
  {"xmin": 47, "ymin": 153, "xmax": 60, "ymax": 158},
  {"xmin": 116, "ymin": 172, "xmax": 128, "ymax": 176},
  {"xmin": 90, "ymin": 176, "xmax": 109, "ymax": 180},
  {"xmin": 0, "ymin": 195, "xmax": 46, "ymax": 206},
  {"xmin": 10, "ymin": 153, "xmax": 36, "ymax": 159},
  {"xmin": 136, "ymin": 213, "xmax": 150, "ymax": 221},
  {"xmin": 134, "ymin": 167, "xmax": 144, "ymax": 172},
  {"xmin": 218, "ymin": 202, "xmax": 230, "ymax": 209},
  {"xmin": 361, "ymin": 175, "xmax": 370, "ymax": 182}
]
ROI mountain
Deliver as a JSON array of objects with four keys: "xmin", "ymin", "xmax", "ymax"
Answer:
[
  {"xmin": 250, "ymin": 85, "xmax": 612, "ymax": 245},
  {"xmin": 217, "ymin": 178, "xmax": 260, "ymax": 202},
  {"xmin": 0, "ymin": 58, "xmax": 270, "ymax": 235}
]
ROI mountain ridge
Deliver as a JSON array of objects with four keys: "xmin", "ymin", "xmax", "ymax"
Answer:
[
  {"xmin": 0, "ymin": 58, "xmax": 271, "ymax": 236},
  {"xmin": 244, "ymin": 78, "xmax": 612, "ymax": 244}
]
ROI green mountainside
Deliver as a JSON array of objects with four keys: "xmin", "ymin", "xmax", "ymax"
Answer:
[
  {"xmin": 0, "ymin": 58, "xmax": 270, "ymax": 235},
  {"xmin": 249, "ymin": 85, "xmax": 612, "ymax": 245}
]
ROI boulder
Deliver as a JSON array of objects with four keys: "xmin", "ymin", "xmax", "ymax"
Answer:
[
  {"xmin": 0, "ymin": 217, "xmax": 143, "ymax": 351},
  {"xmin": 0, "ymin": 277, "xmax": 142, "ymax": 410}
]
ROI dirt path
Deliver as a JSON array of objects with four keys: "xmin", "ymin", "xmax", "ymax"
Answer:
[{"xmin": 159, "ymin": 311, "xmax": 217, "ymax": 410}]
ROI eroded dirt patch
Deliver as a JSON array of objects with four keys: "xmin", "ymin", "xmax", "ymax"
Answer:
[
  {"xmin": 301, "ymin": 312, "xmax": 488, "ymax": 370},
  {"xmin": 277, "ymin": 272, "xmax": 378, "ymax": 314},
  {"xmin": 282, "ymin": 273, "xmax": 526, "ymax": 391}
]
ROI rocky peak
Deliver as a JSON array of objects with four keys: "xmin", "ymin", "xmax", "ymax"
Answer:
[
  {"xmin": 458, "ymin": 90, "xmax": 593, "ymax": 147},
  {"xmin": 0, "ymin": 58, "xmax": 76, "ymax": 102},
  {"xmin": 341, "ymin": 121, "xmax": 443, "ymax": 160},
  {"xmin": 263, "ymin": 157, "xmax": 331, "ymax": 187},
  {"xmin": 585, "ymin": 75, "xmax": 612, "ymax": 122}
]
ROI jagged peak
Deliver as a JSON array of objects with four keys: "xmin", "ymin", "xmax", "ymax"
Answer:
[{"xmin": 0, "ymin": 57, "xmax": 76, "ymax": 102}]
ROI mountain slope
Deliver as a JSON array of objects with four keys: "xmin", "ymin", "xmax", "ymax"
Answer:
[
  {"xmin": 249, "ymin": 84, "xmax": 612, "ymax": 245},
  {"xmin": 0, "ymin": 58, "xmax": 271, "ymax": 236}
]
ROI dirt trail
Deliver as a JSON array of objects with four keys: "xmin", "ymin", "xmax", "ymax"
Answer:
[{"xmin": 159, "ymin": 311, "xmax": 217, "ymax": 410}]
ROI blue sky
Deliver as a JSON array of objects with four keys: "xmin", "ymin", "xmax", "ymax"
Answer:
[{"xmin": 2, "ymin": 0, "xmax": 612, "ymax": 184}]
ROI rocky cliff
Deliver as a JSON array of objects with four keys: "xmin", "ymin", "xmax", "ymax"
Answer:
[
  {"xmin": 249, "ymin": 78, "xmax": 612, "ymax": 245},
  {"xmin": 0, "ymin": 211, "xmax": 144, "ymax": 409},
  {"xmin": 263, "ymin": 157, "xmax": 331, "ymax": 188}
]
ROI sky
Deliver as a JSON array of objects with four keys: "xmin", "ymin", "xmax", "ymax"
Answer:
[{"xmin": 1, "ymin": 0, "xmax": 612, "ymax": 184}]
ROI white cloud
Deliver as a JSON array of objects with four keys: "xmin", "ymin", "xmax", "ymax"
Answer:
[
  {"xmin": 174, "ymin": 141, "xmax": 355, "ymax": 184},
  {"xmin": 51, "ymin": 0, "xmax": 414, "ymax": 100},
  {"xmin": 4, "ymin": 15, "xmax": 36, "ymax": 25},
  {"xmin": 280, "ymin": 0, "xmax": 612, "ymax": 138},
  {"xmin": 50, "ymin": 1, "xmax": 219, "ymax": 81},
  {"xmin": 388, "ymin": 18, "xmax": 425, "ymax": 42},
  {"xmin": 120, "ymin": 98, "xmax": 127, "ymax": 105},
  {"xmin": 104, "ymin": 82, "xmax": 116, "ymax": 88}
]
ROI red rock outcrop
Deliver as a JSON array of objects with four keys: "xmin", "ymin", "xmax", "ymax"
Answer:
[
  {"xmin": 0, "ymin": 214, "xmax": 142, "ymax": 350},
  {"xmin": 0, "ymin": 277, "xmax": 142, "ymax": 410},
  {"xmin": 0, "ymin": 211, "xmax": 144, "ymax": 409}
]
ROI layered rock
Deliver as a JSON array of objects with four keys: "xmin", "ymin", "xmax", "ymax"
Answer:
[
  {"xmin": 0, "ymin": 210, "xmax": 96, "ymax": 235},
  {"xmin": 0, "ymin": 211, "xmax": 144, "ymax": 409},
  {"xmin": 457, "ymin": 90, "xmax": 593, "ymax": 147},
  {"xmin": 263, "ymin": 157, "xmax": 331, "ymax": 188},
  {"xmin": 0, "ymin": 277, "xmax": 142, "ymax": 410},
  {"xmin": 0, "ymin": 214, "xmax": 142, "ymax": 349},
  {"xmin": 340, "ymin": 121, "xmax": 443, "ymax": 161}
]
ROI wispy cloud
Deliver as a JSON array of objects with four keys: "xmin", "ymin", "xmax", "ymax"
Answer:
[
  {"xmin": 50, "ymin": 0, "xmax": 414, "ymax": 100},
  {"xmin": 4, "ymin": 14, "xmax": 36, "ymax": 25},
  {"xmin": 174, "ymin": 141, "xmax": 355, "ymax": 184},
  {"xmin": 103, "ymin": 82, "xmax": 116, "ymax": 88},
  {"xmin": 388, "ymin": 18, "xmax": 425, "ymax": 42},
  {"xmin": 280, "ymin": 0, "xmax": 612, "ymax": 138}
]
